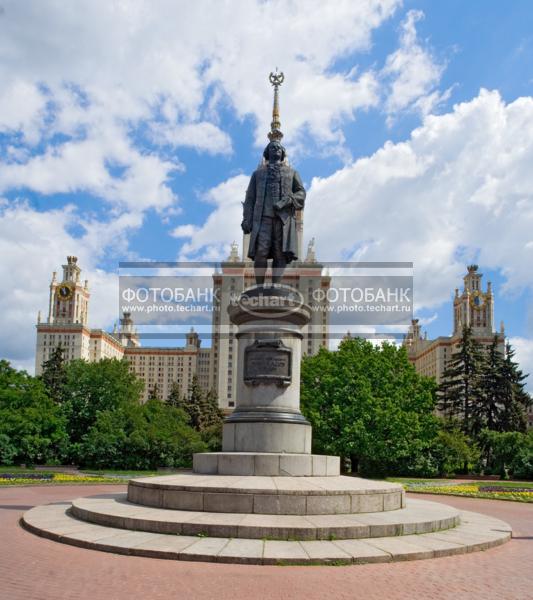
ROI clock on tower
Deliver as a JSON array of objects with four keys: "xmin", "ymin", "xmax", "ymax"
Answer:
[{"xmin": 49, "ymin": 256, "xmax": 90, "ymax": 325}]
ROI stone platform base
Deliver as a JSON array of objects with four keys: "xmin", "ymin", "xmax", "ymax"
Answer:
[
  {"xmin": 127, "ymin": 474, "xmax": 404, "ymax": 514},
  {"xmin": 22, "ymin": 501, "xmax": 511, "ymax": 566},
  {"xmin": 193, "ymin": 452, "xmax": 340, "ymax": 477},
  {"xmin": 71, "ymin": 494, "xmax": 459, "ymax": 540}
]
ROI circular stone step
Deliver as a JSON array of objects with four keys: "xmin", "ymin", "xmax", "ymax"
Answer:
[
  {"xmin": 193, "ymin": 452, "xmax": 340, "ymax": 477},
  {"xmin": 22, "ymin": 502, "xmax": 512, "ymax": 566},
  {"xmin": 127, "ymin": 474, "xmax": 405, "ymax": 515},
  {"xmin": 70, "ymin": 494, "xmax": 460, "ymax": 541}
]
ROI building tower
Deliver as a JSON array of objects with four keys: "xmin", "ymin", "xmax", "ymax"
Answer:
[
  {"xmin": 117, "ymin": 312, "xmax": 140, "ymax": 347},
  {"xmin": 35, "ymin": 256, "xmax": 92, "ymax": 374},
  {"xmin": 48, "ymin": 256, "xmax": 90, "ymax": 325},
  {"xmin": 404, "ymin": 265, "xmax": 504, "ymax": 386},
  {"xmin": 453, "ymin": 264, "xmax": 494, "ymax": 336},
  {"xmin": 186, "ymin": 327, "xmax": 201, "ymax": 350}
]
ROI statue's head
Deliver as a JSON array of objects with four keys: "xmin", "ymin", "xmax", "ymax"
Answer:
[{"xmin": 263, "ymin": 140, "xmax": 286, "ymax": 163}]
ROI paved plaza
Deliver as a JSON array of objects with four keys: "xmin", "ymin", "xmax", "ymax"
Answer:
[{"xmin": 0, "ymin": 484, "xmax": 531, "ymax": 600}]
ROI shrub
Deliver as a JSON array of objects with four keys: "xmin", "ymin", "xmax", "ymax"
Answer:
[
  {"xmin": 79, "ymin": 400, "xmax": 206, "ymax": 470},
  {"xmin": 0, "ymin": 434, "xmax": 17, "ymax": 466}
]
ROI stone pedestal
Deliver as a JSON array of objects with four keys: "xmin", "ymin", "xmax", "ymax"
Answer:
[
  {"xmin": 224, "ymin": 287, "xmax": 311, "ymax": 451},
  {"xmin": 194, "ymin": 285, "xmax": 337, "ymax": 475}
]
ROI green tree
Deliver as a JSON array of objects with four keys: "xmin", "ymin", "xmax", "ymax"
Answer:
[
  {"xmin": 499, "ymin": 342, "xmax": 531, "ymax": 432},
  {"xmin": 474, "ymin": 335, "xmax": 505, "ymax": 432},
  {"xmin": 199, "ymin": 388, "xmax": 223, "ymax": 451},
  {"xmin": 166, "ymin": 381, "xmax": 184, "ymax": 408},
  {"xmin": 183, "ymin": 374, "xmax": 205, "ymax": 430},
  {"xmin": 510, "ymin": 430, "xmax": 533, "ymax": 479},
  {"xmin": 169, "ymin": 377, "xmax": 223, "ymax": 449},
  {"xmin": 0, "ymin": 433, "xmax": 17, "ymax": 465},
  {"xmin": 430, "ymin": 426, "xmax": 480, "ymax": 476},
  {"xmin": 40, "ymin": 344, "xmax": 67, "ymax": 404},
  {"xmin": 60, "ymin": 358, "xmax": 144, "ymax": 457},
  {"xmin": 438, "ymin": 326, "xmax": 486, "ymax": 436},
  {"xmin": 0, "ymin": 360, "xmax": 68, "ymax": 465},
  {"xmin": 478, "ymin": 429, "xmax": 525, "ymax": 479},
  {"xmin": 301, "ymin": 338, "xmax": 438, "ymax": 476},
  {"xmin": 79, "ymin": 399, "xmax": 206, "ymax": 470},
  {"xmin": 200, "ymin": 388, "xmax": 224, "ymax": 431}
]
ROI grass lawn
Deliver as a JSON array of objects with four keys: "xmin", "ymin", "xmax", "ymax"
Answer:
[{"xmin": 388, "ymin": 477, "xmax": 533, "ymax": 503}]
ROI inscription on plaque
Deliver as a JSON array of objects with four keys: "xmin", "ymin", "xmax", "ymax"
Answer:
[{"xmin": 244, "ymin": 339, "xmax": 291, "ymax": 386}]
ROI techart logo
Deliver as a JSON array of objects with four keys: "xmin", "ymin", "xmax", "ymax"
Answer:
[{"xmin": 233, "ymin": 285, "xmax": 306, "ymax": 319}]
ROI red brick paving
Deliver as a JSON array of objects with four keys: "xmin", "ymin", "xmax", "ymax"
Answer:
[{"xmin": 0, "ymin": 485, "xmax": 531, "ymax": 600}]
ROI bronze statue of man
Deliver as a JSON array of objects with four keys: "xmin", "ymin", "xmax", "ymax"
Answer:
[{"xmin": 241, "ymin": 140, "xmax": 306, "ymax": 285}]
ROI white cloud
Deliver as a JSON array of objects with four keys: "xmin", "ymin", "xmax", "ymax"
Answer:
[
  {"xmin": 0, "ymin": 0, "xmax": 410, "ymax": 285},
  {"xmin": 0, "ymin": 201, "xmax": 132, "ymax": 371},
  {"xmin": 180, "ymin": 90, "xmax": 533, "ymax": 318},
  {"xmin": 173, "ymin": 174, "xmax": 249, "ymax": 262},
  {"xmin": 418, "ymin": 314, "xmax": 438, "ymax": 327},
  {"xmin": 0, "ymin": 79, "xmax": 47, "ymax": 144},
  {"xmin": 150, "ymin": 122, "xmax": 232, "ymax": 155},
  {"xmin": 0, "ymin": 110, "xmax": 181, "ymax": 212},
  {"xmin": 306, "ymin": 90, "xmax": 533, "ymax": 308},
  {"xmin": 382, "ymin": 10, "xmax": 448, "ymax": 121},
  {"xmin": 0, "ymin": 0, "xmax": 401, "ymax": 191}
]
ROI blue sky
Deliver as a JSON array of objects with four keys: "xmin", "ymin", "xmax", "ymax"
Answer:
[{"xmin": 0, "ymin": 0, "xmax": 533, "ymax": 383}]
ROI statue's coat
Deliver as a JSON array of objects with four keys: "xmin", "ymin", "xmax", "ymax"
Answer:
[{"xmin": 243, "ymin": 164, "xmax": 305, "ymax": 263}]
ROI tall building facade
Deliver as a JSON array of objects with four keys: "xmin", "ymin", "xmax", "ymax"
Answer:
[
  {"xmin": 35, "ymin": 257, "xmax": 211, "ymax": 402},
  {"xmin": 403, "ymin": 265, "xmax": 505, "ymax": 384},
  {"xmin": 35, "ymin": 248, "xmax": 330, "ymax": 407}
]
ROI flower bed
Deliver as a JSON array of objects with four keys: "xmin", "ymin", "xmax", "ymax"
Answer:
[
  {"xmin": 0, "ymin": 473, "xmax": 54, "ymax": 480},
  {"xmin": 0, "ymin": 472, "xmax": 119, "ymax": 486},
  {"xmin": 401, "ymin": 481, "xmax": 533, "ymax": 503},
  {"xmin": 479, "ymin": 485, "xmax": 532, "ymax": 493}
]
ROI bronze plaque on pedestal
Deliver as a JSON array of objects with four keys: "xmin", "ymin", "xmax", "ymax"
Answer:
[{"xmin": 244, "ymin": 339, "xmax": 291, "ymax": 386}]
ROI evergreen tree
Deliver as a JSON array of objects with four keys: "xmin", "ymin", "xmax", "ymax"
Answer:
[
  {"xmin": 438, "ymin": 326, "xmax": 485, "ymax": 436},
  {"xmin": 177, "ymin": 377, "xmax": 224, "ymax": 432},
  {"xmin": 198, "ymin": 388, "xmax": 224, "ymax": 452},
  {"xmin": 475, "ymin": 339, "xmax": 530, "ymax": 434},
  {"xmin": 40, "ymin": 344, "xmax": 67, "ymax": 404},
  {"xmin": 200, "ymin": 388, "xmax": 224, "ymax": 430},
  {"xmin": 475, "ymin": 335, "xmax": 505, "ymax": 431},
  {"xmin": 499, "ymin": 342, "xmax": 531, "ymax": 432},
  {"xmin": 184, "ymin": 374, "xmax": 204, "ymax": 430},
  {"xmin": 166, "ymin": 381, "xmax": 184, "ymax": 409}
]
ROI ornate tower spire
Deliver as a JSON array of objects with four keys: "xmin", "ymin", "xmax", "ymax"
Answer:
[{"xmin": 268, "ymin": 69, "xmax": 284, "ymax": 142}]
